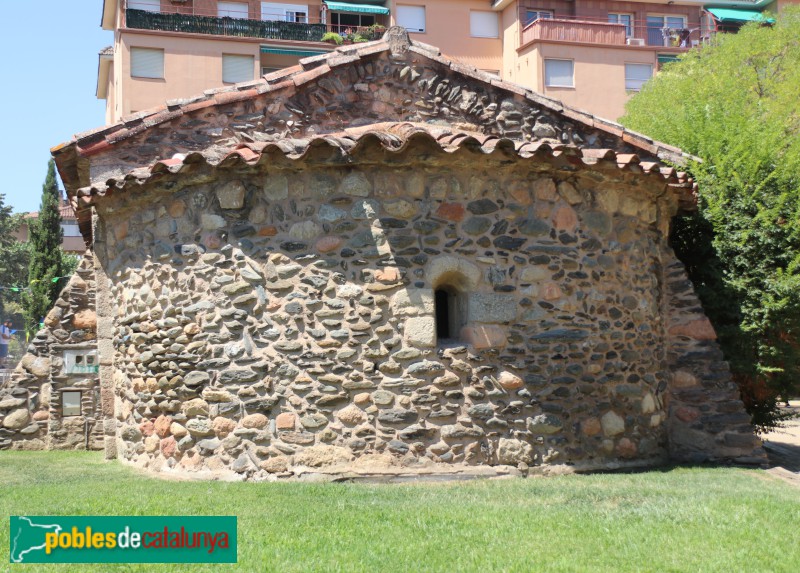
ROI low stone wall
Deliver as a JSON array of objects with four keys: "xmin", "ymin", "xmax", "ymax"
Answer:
[
  {"xmin": 0, "ymin": 256, "xmax": 102, "ymax": 451},
  {"xmin": 93, "ymin": 145, "xmax": 687, "ymax": 479}
]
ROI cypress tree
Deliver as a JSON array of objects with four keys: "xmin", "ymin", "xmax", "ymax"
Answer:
[{"xmin": 24, "ymin": 159, "xmax": 65, "ymax": 335}]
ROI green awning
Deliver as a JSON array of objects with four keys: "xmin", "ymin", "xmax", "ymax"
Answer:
[
  {"xmin": 657, "ymin": 54, "xmax": 679, "ymax": 65},
  {"xmin": 261, "ymin": 46, "xmax": 331, "ymax": 56},
  {"xmin": 324, "ymin": 2, "xmax": 390, "ymax": 15},
  {"xmin": 707, "ymin": 8, "xmax": 772, "ymax": 24}
]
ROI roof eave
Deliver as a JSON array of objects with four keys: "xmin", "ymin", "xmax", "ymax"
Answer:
[
  {"xmin": 101, "ymin": 0, "xmax": 117, "ymax": 30},
  {"xmin": 96, "ymin": 55, "xmax": 113, "ymax": 100},
  {"xmin": 491, "ymin": 0, "xmax": 515, "ymax": 12}
]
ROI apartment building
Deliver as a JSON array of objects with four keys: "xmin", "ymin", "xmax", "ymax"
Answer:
[
  {"xmin": 13, "ymin": 198, "xmax": 85, "ymax": 255},
  {"xmin": 98, "ymin": 0, "xmax": 792, "ymax": 123}
]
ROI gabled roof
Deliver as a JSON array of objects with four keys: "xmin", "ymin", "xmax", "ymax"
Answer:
[{"xmin": 52, "ymin": 27, "xmax": 697, "ymax": 243}]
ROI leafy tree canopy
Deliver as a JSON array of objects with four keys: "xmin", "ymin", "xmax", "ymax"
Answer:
[
  {"xmin": 0, "ymin": 193, "xmax": 29, "ymax": 324},
  {"xmin": 621, "ymin": 8, "xmax": 800, "ymax": 428}
]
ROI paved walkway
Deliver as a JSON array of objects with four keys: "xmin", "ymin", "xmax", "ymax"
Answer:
[{"xmin": 761, "ymin": 401, "xmax": 800, "ymax": 487}]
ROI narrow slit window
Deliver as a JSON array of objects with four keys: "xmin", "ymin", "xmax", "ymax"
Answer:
[
  {"xmin": 434, "ymin": 285, "xmax": 465, "ymax": 343},
  {"xmin": 435, "ymin": 289, "xmax": 451, "ymax": 339}
]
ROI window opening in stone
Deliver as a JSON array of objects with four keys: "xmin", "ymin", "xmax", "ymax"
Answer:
[
  {"xmin": 75, "ymin": 355, "xmax": 83, "ymax": 364},
  {"xmin": 62, "ymin": 391, "xmax": 82, "ymax": 417},
  {"xmin": 435, "ymin": 285, "xmax": 465, "ymax": 343}
]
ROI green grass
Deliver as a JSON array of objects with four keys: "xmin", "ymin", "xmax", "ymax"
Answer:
[{"xmin": 0, "ymin": 452, "xmax": 799, "ymax": 572}]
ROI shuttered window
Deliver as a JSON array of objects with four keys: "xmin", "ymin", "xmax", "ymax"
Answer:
[
  {"xmin": 223, "ymin": 54, "xmax": 254, "ymax": 83},
  {"xmin": 625, "ymin": 63, "xmax": 652, "ymax": 91},
  {"xmin": 544, "ymin": 59, "xmax": 573, "ymax": 87},
  {"xmin": 129, "ymin": 0, "xmax": 161, "ymax": 12},
  {"xmin": 396, "ymin": 5, "xmax": 425, "ymax": 33},
  {"xmin": 470, "ymin": 11, "xmax": 499, "ymax": 38},
  {"xmin": 218, "ymin": 2, "xmax": 249, "ymax": 18},
  {"xmin": 130, "ymin": 47, "xmax": 164, "ymax": 79}
]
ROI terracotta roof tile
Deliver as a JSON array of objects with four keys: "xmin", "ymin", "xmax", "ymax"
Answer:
[{"xmin": 73, "ymin": 123, "xmax": 696, "ymax": 207}]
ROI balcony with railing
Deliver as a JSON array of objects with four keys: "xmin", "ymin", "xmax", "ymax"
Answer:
[
  {"xmin": 125, "ymin": 8, "xmax": 387, "ymax": 44},
  {"xmin": 522, "ymin": 18, "xmax": 628, "ymax": 46},
  {"xmin": 520, "ymin": 16, "xmax": 704, "ymax": 51}
]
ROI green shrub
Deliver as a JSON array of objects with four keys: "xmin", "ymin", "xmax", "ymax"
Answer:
[{"xmin": 321, "ymin": 31, "xmax": 343, "ymax": 45}]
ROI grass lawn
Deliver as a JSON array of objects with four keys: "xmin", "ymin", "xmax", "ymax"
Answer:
[{"xmin": 0, "ymin": 452, "xmax": 798, "ymax": 572}]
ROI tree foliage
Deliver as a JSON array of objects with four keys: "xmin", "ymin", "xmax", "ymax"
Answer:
[
  {"xmin": 0, "ymin": 193, "xmax": 29, "ymax": 324},
  {"xmin": 621, "ymin": 8, "xmax": 800, "ymax": 429},
  {"xmin": 24, "ymin": 159, "xmax": 65, "ymax": 336}
]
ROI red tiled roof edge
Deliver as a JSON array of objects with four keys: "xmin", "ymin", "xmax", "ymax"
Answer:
[{"xmin": 72, "ymin": 123, "xmax": 697, "ymax": 211}]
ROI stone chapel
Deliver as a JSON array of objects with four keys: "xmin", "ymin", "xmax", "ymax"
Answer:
[{"xmin": 0, "ymin": 29, "xmax": 765, "ymax": 479}]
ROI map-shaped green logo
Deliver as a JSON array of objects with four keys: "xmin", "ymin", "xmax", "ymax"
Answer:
[{"xmin": 9, "ymin": 516, "xmax": 62, "ymax": 563}]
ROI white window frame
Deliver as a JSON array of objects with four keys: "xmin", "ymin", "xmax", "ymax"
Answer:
[
  {"xmin": 544, "ymin": 58, "xmax": 574, "ymax": 88},
  {"xmin": 129, "ymin": 0, "xmax": 161, "ymax": 12},
  {"xmin": 396, "ymin": 5, "xmax": 426, "ymax": 33},
  {"xmin": 525, "ymin": 9, "xmax": 553, "ymax": 26},
  {"xmin": 223, "ymin": 54, "xmax": 255, "ymax": 84},
  {"xmin": 608, "ymin": 12, "xmax": 634, "ymax": 37},
  {"xmin": 62, "ymin": 391, "xmax": 82, "ymax": 417},
  {"xmin": 130, "ymin": 47, "xmax": 164, "ymax": 80},
  {"xmin": 625, "ymin": 63, "xmax": 653, "ymax": 91},
  {"xmin": 470, "ymin": 11, "xmax": 499, "ymax": 39},
  {"xmin": 261, "ymin": 3, "xmax": 308, "ymax": 23},
  {"xmin": 218, "ymin": 1, "xmax": 249, "ymax": 19}
]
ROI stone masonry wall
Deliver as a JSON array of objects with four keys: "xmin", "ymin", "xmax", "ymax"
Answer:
[
  {"xmin": 94, "ymin": 147, "xmax": 682, "ymax": 479},
  {"xmin": 0, "ymin": 256, "xmax": 102, "ymax": 451},
  {"xmin": 663, "ymin": 254, "xmax": 765, "ymax": 465}
]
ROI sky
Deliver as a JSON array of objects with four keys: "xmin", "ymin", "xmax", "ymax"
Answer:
[{"xmin": 0, "ymin": 2, "xmax": 111, "ymax": 214}]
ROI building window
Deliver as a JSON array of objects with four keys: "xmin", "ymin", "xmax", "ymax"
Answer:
[
  {"xmin": 544, "ymin": 59, "xmax": 574, "ymax": 88},
  {"xmin": 62, "ymin": 391, "xmax": 82, "ymax": 417},
  {"xmin": 218, "ymin": 2, "xmax": 249, "ymax": 19},
  {"xmin": 470, "ymin": 11, "xmax": 499, "ymax": 38},
  {"xmin": 608, "ymin": 13, "xmax": 633, "ymax": 37},
  {"xmin": 129, "ymin": 0, "xmax": 161, "ymax": 12},
  {"xmin": 223, "ymin": 54, "xmax": 255, "ymax": 84},
  {"xmin": 61, "ymin": 222, "xmax": 81, "ymax": 237},
  {"xmin": 261, "ymin": 2, "xmax": 308, "ymax": 22},
  {"xmin": 625, "ymin": 63, "xmax": 653, "ymax": 91},
  {"xmin": 130, "ymin": 47, "xmax": 164, "ymax": 79},
  {"xmin": 396, "ymin": 5, "xmax": 425, "ymax": 33},
  {"xmin": 435, "ymin": 286, "xmax": 466, "ymax": 342},
  {"xmin": 330, "ymin": 12, "xmax": 375, "ymax": 32},
  {"xmin": 646, "ymin": 15, "xmax": 688, "ymax": 46},
  {"xmin": 525, "ymin": 10, "xmax": 553, "ymax": 26}
]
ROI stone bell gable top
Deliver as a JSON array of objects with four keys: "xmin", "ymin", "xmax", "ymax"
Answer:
[{"xmin": 52, "ymin": 27, "xmax": 696, "ymax": 243}]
